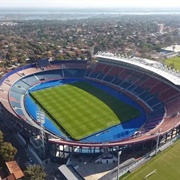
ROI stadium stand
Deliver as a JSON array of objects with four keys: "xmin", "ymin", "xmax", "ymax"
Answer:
[
  {"xmin": 63, "ymin": 69, "xmax": 86, "ymax": 78},
  {"xmin": 9, "ymin": 91, "xmax": 23, "ymax": 102},
  {"xmin": 0, "ymin": 57, "xmax": 180, "ymax": 165},
  {"xmin": 10, "ymin": 101, "xmax": 21, "ymax": 108},
  {"xmin": 35, "ymin": 70, "xmax": 63, "ymax": 81},
  {"xmin": 22, "ymin": 75, "xmax": 40, "ymax": 86}
]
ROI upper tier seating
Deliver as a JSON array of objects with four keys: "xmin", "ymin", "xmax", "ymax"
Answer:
[
  {"xmin": 63, "ymin": 69, "xmax": 86, "ymax": 78},
  {"xmin": 35, "ymin": 69, "xmax": 63, "ymax": 81}
]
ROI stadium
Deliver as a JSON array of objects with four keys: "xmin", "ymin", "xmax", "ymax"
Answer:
[{"xmin": 0, "ymin": 52, "xmax": 180, "ymax": 165}]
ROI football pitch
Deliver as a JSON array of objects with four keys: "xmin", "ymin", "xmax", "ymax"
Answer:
[
  {"xmin": 165, "ymin": 56, "xmax": 180, "ymax": 70},
  {"xmin": 30, "ymin": 81, "xmax": 140, "ymax": 140},
  {"xmin": 124, "ymin": 140, "xmax": 180, "ymax": 180}
]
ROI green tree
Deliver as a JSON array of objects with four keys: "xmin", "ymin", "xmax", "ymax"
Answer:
[
  {"xmin": 23, "ymin": 165, "xmax": 47, "ymax": 180},
  {"xmin": 0, "ymin": 142, "xmax": 17, "ymax": 162},
  {"xmin": 0, "ymin": 130, "xmax": 3, "ymax": 145},
  {"xmin": 56, "ymin": 55, "xmax": 64, "ymax": 60}
]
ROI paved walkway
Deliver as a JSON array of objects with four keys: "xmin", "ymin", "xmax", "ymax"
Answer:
[{"xmin": 71, "ymin": 157, "xmax": 116, "ymax": 180}]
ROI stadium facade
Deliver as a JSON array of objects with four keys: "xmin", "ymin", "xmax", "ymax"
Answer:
[{"xmin": 0, "ymin": 54, "xmax": 180, "ymax": 163}]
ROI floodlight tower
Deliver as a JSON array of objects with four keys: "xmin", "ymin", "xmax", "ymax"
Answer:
[
  {"xmin": 36, "ymin": 109, "xmax": 46, "ymax": 158},
  {"xmin": 90, "ymin": 45, "xmax": 95, "ymax": 60},
  {"xmin": 61, "ymin": 64, "xmax": 65, "ymax": 78}
]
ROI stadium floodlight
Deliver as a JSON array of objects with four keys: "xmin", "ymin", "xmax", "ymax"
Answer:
[
  {"xmin": 36, "ymin": 109, "xmax": 46, "ymax": 158},
  {"xmin": 117, "ymin": 150, "xmax": 122, "ymax": 180},
  {"xmin": 155, "ymin": 129, "xmax": 162, "ymax": 155}
]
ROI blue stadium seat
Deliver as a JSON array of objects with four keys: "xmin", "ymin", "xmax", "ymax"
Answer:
[
  {"xmin": 63, "ymin": 69, "xmax": 86, "ymax": 78},
  {"xmin": 22, "ymin": 76, "xmax": 39, "ymax": 86},
  {"xmin": 9, "ymin": 91, "xmax": 23, "ymax": 101}
]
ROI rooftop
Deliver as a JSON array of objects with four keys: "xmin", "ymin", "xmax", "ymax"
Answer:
[
  {"xmin": 58, "ymin": 164, "xmax": 79, "ymax": 180},
  {"xmin": 162, "ymin": 45, "xmax": 180, "ymax": 53},
  {"xmin": 5, "ymin": 161, "xmax": 24, "ymax": 180}
]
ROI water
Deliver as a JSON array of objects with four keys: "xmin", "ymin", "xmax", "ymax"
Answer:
[{"xmin": 0, "ymin": 9, "xmax": 180, "ymax": 20}]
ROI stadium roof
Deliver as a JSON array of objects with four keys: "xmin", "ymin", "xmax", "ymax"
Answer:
[
  {"xmin": 58, "ymin": 164, "xmax": 79, "ymax": 180},
  {"xmin": 95, "ymin": 52, "xmax": 180, "ymax": 86},
  {"xmin": 162, "ymin": 45, "xmax": 180, "ymax": 53}
]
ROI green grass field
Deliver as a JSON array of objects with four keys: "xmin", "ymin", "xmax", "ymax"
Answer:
[
  {"xmin": 165, "ymin": 56, "xmax": 180, "ymax": 71},
  {"xmin": 124, "ymin": 140, "xmax": 180, "ymax": 180},
  {"xmin": 30, "ymin": 81, "xmax": 140, "ymax": 140}
]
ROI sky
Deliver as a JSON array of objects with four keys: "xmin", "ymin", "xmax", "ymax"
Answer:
[{"xmin": 0, "ymin": 0, "xmax": 180, "ymax": 9}]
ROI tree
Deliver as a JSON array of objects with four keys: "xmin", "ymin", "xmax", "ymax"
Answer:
[
  {"xmin": 0, "ymin": 142, "xmax": 17, "ymax": 162},
  {"xmin": 23, "ymin": 165, "xmax": 47, "ymax": 180},
  {"xmin": 56, "ymin": 55, "xmax": 64, "ymax": 60},
  {"xmin": 153, "ymin": 44, "xmax": 162, "ymax": 52},
  {"xmin": 5, "ymin": 53, "xmax": 11, "ymax": 61},
  {"xmin": 0, "ymin": 130, "xmax": 3, "ymax": 145}
]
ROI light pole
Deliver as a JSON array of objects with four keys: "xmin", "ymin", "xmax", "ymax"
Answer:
[
  {"xmin": 155, "ymin": 129, "xmax": 161, "ymax": 155},
  {"xmin": 117, "ymin": 151, "xmax": 122, "ymax": 180}
]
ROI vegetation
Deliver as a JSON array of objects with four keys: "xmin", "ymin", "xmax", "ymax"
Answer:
[
  {"xmin": 124, "ymin": 140, "xmax": 180, "ymax": 180},
  {"xmin": 165, "ymin": 56, "xmax": 180, "ymax": 71},
  {"xmin": 1, "ymin": 15, "xmax": 180, "ymax": 69},
  {"xmin": 0, "ymin": 130, "xmax": 17, "ymax": 162},
  {"xmin": 30, "ymin": 81, "xmax": 140, "ymax": 140},
  {"xmin": 0, "ymin": 142, "xmax": 17, "ymax": 162},
  {"xmin": 23, "ymin": 165, "xmax": 47, "ymax": 180},
  {"xmin": 0, "ymin": 130, "xmax": 4, "ymax": 145}
]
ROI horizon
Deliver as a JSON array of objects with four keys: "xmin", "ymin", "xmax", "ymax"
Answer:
[
  {"xmin": 1, "ymin": 0, "xmax": 180, "ymax": 9},
  {"xmin": 1, "ymin": 7, "xmax": 180, "ymax": 12}
]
